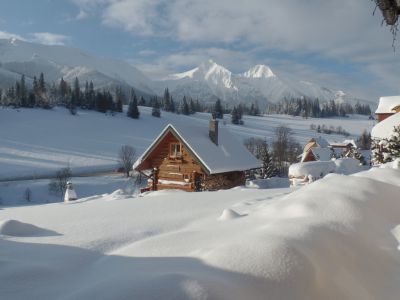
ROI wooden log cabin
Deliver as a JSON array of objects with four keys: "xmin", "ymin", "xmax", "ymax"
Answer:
[{"xmin": 133, "ymin": 119, "xmax": 260, "ymax": 192}]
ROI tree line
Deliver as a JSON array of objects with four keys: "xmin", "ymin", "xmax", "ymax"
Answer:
[{"xmin": 266, "ymin": 97, "xmax": 372, "ymax": 118}]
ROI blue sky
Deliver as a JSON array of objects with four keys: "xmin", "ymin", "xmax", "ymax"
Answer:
[{"xmin": 0, "ymin": 0, "xmax": 399, "ymax": 101}]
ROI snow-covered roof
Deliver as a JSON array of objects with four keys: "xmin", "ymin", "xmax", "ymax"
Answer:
[
  {"xmin": 375, "ymin": 96, "xmax": 400, "ymax": 114},
  {"xmin": 134, "ymin": 123, "xmax": 260, "ymax": 174},
  {"xmin": 311, "ymin": 147, "xmax": 332, "ymax": 161},
  {"xmin": 289, "ymin": 161, "xmax": 336, "ymax": 178},
  {"xmin": 371, "ymin": 112, "xmax": 400, "ymax": 139}
]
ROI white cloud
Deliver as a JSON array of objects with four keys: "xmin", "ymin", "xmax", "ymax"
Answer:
[
  {"xmin": 69, "ymin": 0, "xmax": 400, "ymax": 98},
  {"xmin": 76, "ymin": 9, "xmax": 89, "ymax": 20},
  {"xmin": 31, "ymin": 32, "xmax": 70, "ymax": 46},
  {"xmin": 0, "ymin": 30, "xmax": 26, "ymax": 41}
]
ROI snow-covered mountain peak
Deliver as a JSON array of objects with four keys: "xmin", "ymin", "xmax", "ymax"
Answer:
[{"xmin": 243, "ymin": 64, "xmax": 275, "ymax": 79}]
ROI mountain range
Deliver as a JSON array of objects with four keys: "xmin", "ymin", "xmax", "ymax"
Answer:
[{"xmin": 0, "ymin": 38, "xmax": 374, "ymax": 108}]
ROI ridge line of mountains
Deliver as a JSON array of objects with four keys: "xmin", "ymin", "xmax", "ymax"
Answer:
[{"xmin": 0, "ymin": 38, "xmax": 375, "ymax": 108}]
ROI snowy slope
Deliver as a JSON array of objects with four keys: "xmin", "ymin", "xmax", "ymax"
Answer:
[
  {"xmin": 0, "ymin": 38, "xmax": 154, "ymax": 94},
  {"xmin": 1, "ymin": 167, "xmax": 400, "ymax": 299},
  {"xmin": 0, "ymin": 107, "xmax": 375, "ymax": 180},
  {"xmin": 155, "ymin": 60, "xmax": 374, "ymax": 107}
]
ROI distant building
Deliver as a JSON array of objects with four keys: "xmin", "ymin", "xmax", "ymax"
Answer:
[
  {"xmin": 375, "ymin": 96, "xmax": 400, "ymax": 122},
  {"xmin": 300, "ymin": 137, "xmax": 332, "ymax": 162},
  {"xmin": 133, "ymin": 120, "xmax": 260, "ymax": 192}
]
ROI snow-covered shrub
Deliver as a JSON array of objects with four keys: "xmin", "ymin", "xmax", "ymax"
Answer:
[{"xmin": 372, "ymin": 125, "xmax": 400, "ymax": 165}]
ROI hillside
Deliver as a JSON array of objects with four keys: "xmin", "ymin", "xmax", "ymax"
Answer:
[
  {"xmin": 0, "ymin": 106, "xmax": 375, "ymax": 181},
  {"xmin": 0, "ymin": 38, "xmax": 154, "ymax": 95}
]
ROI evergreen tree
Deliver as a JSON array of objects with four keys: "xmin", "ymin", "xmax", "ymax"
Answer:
[
  {"xmin": 73, "ymin": 77, "xmax": 81, "ymax": 107},
  {"xmin": 39, "ymin": 72, "xmax": 46, "ymax": 94},
  {"xmin": 259, "ymin": 141, "xmax": 277, "ymax": 178},
  {"xmin": 189, "ymin": 98, "xmax": 195, "ymax": 114},
  {"xmin": 181, "ymin": 96, "xmax": 190, "ymax": 115},
  {"xmin": 138, "ymin": 96, "xmax": 146, "ymax": 106},
  {"xmin": 127, "ymin": 89, "xmax": 140, "ymax": 119},
  {"xmin": 163, "ymin": 88, "xmax": 171, "ymax": 111},
  {"xmin": 33, "ymin": 76, "xmax": 39, "ymax": 99},
  {"xmin": 83, "ymin": 81, "xmax": 89, "ymax": 108},
  {"xmin": 115, "ymin": 86, "xmax": 124, "ymax": 113},
  {"xmin": 152, "ymin": 99, "xmax": 161, "ymax": 117},
  {"xmin": 169, "ymin": 98, "xmax": 175, "ymax": 113},
  {"xmin": 213, "ymin": 99, "xmax": 223, "ymax": 119},
  {"xmin": 59, "ymin": 77, "xmax": 68, "ymax": 106},
  {"xmin": 231, "ymin": 106, "xmax": 239, "ymax": 124},
  {"xmin": 20, "ymin": 75, "xmax": 27, "ymax": 107},
  {"xmin": 88, "ymin": 81, "xmax": 95, "ymax": 109}
]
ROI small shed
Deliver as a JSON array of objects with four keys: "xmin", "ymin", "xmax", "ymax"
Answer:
[{"xmin": 133, "ymin": 120, "xmax": 260, "ymax": 192}]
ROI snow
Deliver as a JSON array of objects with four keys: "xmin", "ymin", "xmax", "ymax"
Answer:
[
  {"xmin": 134, "ymin": 123, "xmax": 260, "ymax": 174},
  {"xmin": 0, "ymin": 107, "xmax": 374, "ymax": 181},
  {"xmin": 375, "ymin": 95, "xmax": 400, "ymax": 114},
  {"xmin": 313, "ymin": 136, "xmax": 330, "ymax": 148},
  {"xmin": 247, "ymin": 177, "xmax": 290, "ymax": 189},
  {"xmin": 1, "ymin": 167, "xmax": 400, "ymax": 299},
  {"xmin": 242, "ymin": 64, "xmax": 275, "ymax": 78},
  {"xmin": 217, "ymin": 208, "xmax": 243, "ymax": 221},
  {"xmin": 156, "ymin": 60, "xmax": 375, "ymax": 106},
  {"xmin": 289, "ymin": 160, "xmax": 336, "ymax": 178},
  {"xmin": 0, "ymin": 219, "xmax": 60, "ymax": 237},
  {"xmin": 310, "ymin": 147, "xmax": 332, "ymax": 161},
  {"xmin": 371, "ymin": 112, "xmax": 400, "ymax": 139},
  {"xmin": 333, "ymin": 158, "xmax": 362, "ymax": 175},
  {"xmin": 0, "ymin": 38, "xmax": 154, "ymax": 94},
  {"xmin": 290, "ymin": 158, "xmax": 363, "ymax": 180}
]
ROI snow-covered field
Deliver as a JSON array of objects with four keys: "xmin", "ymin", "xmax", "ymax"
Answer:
[
  {"xmin": 0, "ymin": 106, "xmax": 375, "ymax": 181},
  {"xmin": 1, "ymin": 167, "xmax": 400, "ymax": 299}
]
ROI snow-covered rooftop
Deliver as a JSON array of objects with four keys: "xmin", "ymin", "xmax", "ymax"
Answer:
[
  {"xmin": 311, "ymin": 147, "xmax": 332, "ymax": 161},
  {"xmin": 289, "ymin": 160, "xmax": 336, "ymax": 178},
  {"xmin": 134, "ymin": 123, "xmax": 260, "ymax": 174},
  {"xmin": 371, "ymin": 112, "xmax": 400, "ymax": 139},
  {"xmin": 375, "ymin": 96, "xmax": 400, "ymax": 114}
]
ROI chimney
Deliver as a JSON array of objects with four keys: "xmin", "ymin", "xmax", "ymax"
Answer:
[{"xmin": 209, "ymin": 118, "xmax": 219, "ymax": 145}]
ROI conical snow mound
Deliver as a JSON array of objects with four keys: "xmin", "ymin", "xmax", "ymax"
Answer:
[
  {"xmin": 0, "ymin": 219, "xmax": 58, "ymax": 237},
  {"xmin": 218, "ymin": 208, "xmax": 243, "ymax": 221}
]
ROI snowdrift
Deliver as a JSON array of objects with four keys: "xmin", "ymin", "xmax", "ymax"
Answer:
[{"xmin": 1, "ymin": 168, "xmax": 400, "ymax": 299}]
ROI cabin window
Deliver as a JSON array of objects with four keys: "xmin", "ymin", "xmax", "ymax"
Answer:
[{"xmin": 170, "ymin": 143, "xmax": 182, "ymax": 159}]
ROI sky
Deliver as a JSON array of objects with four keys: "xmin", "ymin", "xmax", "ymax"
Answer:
[{"xmin": 0, "ymin": 0, "xmax": 399, "ymax": 101}]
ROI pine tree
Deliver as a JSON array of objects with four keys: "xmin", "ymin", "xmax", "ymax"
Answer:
[
  {"xmin": 59, "ymin": 77, "xmax": 68, "ymax": 106},
  {"xmin": 213, "ymin": 99, "xmax": 223, "ymax": 119},
  {"xmin": 189, "ymin": 98, "xmax": 195, "ymax": 114},
  {"xmin": 88, "ymin": 81, "xmax": 95, "ymax": 109},
  {"xmin": 259, "ymin": 141, "xmax": 276, "ymax": 178},
  {"xmin": 73, "ymin": 77, "xmax": 81, "ymax": 107},
  {"xmin": 387, "ymin": 126, "xmax": 400, "ymax": 160},
  {"xmin": 181, "ymin": 96, "xmax": 190, "ymax": 115},
  {"xmin": 33, "ymin": 76, "xmax": 39, "ymax": 98},
  {"xmin": 138, "ymin": 96, "xmax": 146, "ymax": 106},
  {"xmin": 127, "ymin": 89, "xmax": 140, "ymax": 119},
  {"xmin": 20, "ymin": 75, "xmax": 27, "ymax": 107},
  {"xmin": 169, "ymin": 97, "xmax": 175, "ymax": 113},
  {"xmin": 163, "ymin": 88, "xmax": 171, "ymax": 111},
  {"xmin": 152, "ymin": 99, "xmax": 161, "ymax": 117},
  {"xmin": 115, "ymin": 86, "xmax": 124, "ymax": 113},
  {"xmin": 39, "ymin": 72, "xmax": 46, "ymax": 94},
  {"xmin": 231, "ymin": 106, "xmax": 239, "ymax": 124}
]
